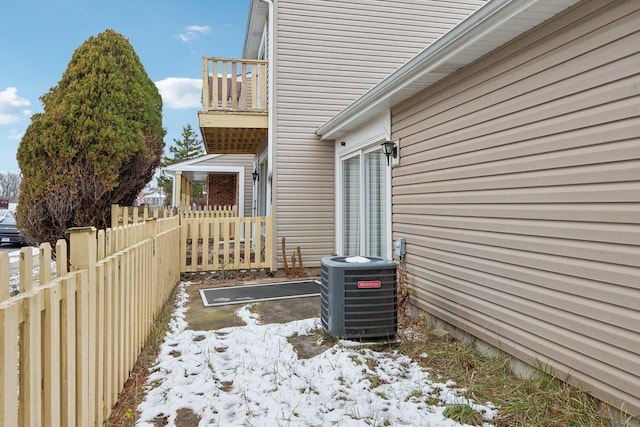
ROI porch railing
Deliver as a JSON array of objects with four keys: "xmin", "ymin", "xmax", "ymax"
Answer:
[
  {"xmin": 201, "ymin": 57, "xmax": 268, "ymax": 111},
  {"xmin": 111, "ymin": 204, "xmax": 177, "ymax": 228},
  {"xmin": 180, "ymin": 215, "xmax": 273, "ymax": 272},
  {"xmin": 112, "ymin": 204, "xmax": 273, "ymax": 272},
  {"xmin": 181, "ymin": 205, "xmax": 238, "ymax": 219}
]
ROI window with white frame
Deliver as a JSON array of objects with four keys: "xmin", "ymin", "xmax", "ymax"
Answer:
[{"xmin": 341, "ymin": 144, "xmax": 389, "ymax": 258}]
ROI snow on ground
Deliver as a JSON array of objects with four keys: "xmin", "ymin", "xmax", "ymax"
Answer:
[{"xmin": 137, "ymin": 283, "xmax": 497, "ymax": 426}]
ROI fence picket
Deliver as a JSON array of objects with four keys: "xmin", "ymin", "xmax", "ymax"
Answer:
[
  {"xmin": 19, "ymin": 247, "xmax": 34, "ymax": 292},
  {"xmin": 212, "ymin": 216, "xmax": 221, "ymax": 270},
  {"xmin": 0, "ymin": 298, "xmax": 20, "ymax": 426},
  {"xmin": 43, "ymin": 280, "xmax": 62, "ymax": 427},
  {"xmin": 95, "ymin": 262, "xmax": 106, "ymax": 424},
  {"xmin": 20, "ymin": 289, "xmax": 45, "ymax": 426},
  {"xmin": 60, "ymin": 273, "xmax": 78, "ymax": 427},
  {"xmin": 39, "ymin": 242, "xmax": 52, "ymax": 284},
  {"xmin": 0, "ymin": 252, "xmax": 8, "ymax": 301}
]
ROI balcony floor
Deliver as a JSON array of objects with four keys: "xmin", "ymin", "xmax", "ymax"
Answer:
[{"xmin": 198, "ymin": 111, "xmax": 268, "ymax": 154}]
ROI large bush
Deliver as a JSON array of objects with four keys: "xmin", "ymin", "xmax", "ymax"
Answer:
[{"xmin": 17, "ymin": 29, "xmax": 165, "ymax": 246}]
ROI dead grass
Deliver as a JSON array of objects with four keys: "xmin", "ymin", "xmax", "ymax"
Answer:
[{"xmin": 396, "ymin": 314, "xmax": 625, "ymax": 427}]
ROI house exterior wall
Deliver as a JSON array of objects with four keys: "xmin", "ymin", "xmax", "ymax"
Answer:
[
  {"xmin": 391, "ymin": 0, "xmax": 639, "ymax": 415},
  {"xmin": 187, "ymin": 154, "xmax": 254, "ymax": 217},
  {"xmin": 273, "ymin": 0, "xmax": 486, "ymax": 268},
  {"xmin": 208, "ymin": 173, "xmax": 238, "ymax": 208}
]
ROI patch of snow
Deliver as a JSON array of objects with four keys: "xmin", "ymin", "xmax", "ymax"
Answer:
[
  {"xmin": 137, "ymin": 283, "xmax": 497, "ymax": 426},
  {"xmin": 345, "ymin": 256, "xmax": 373, "ymax": 263},
  {"xmin": 234, "ymin": 304, "xmax": 259, "ymax": 326}
]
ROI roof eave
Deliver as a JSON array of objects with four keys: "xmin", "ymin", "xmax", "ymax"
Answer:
[
  {"xmin": 162, "ymin": 154, "xmax": 222, "ymax": 174},
  {"xmin": 242, "ymin": 0, "xmax": 269, "ymax": 59}
]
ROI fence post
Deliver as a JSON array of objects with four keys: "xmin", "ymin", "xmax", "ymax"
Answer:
[
  {"xmin": 69, "ymin": 226, "xmax": 97, "ymax": 426},
  {"xmin": 69, "ymin": 227, "xmax": 97, "ymax": 276}
]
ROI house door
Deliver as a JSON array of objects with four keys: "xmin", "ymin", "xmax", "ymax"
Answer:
[
  {"xmin": 341, "ymin": 144, "xmax": 390, "ymax": 258},
  {"xmin": 208, "ymin": 173, "xmax": 238, "ymax": 207}
]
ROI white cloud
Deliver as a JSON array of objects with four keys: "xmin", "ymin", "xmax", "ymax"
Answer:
[
  {"xmin": 178, "ymin": 25, "xmax": 211, "ymax": 42},
  {"xmin": 0, "ymin": 87, "xmax": 32, "ymax": 125},
  {"xmin": 8, "ymin": 129, "xmax": 24, "ymax": 141},
  {"xmin": 186, "ymin": 25, "xmax": 211, "ymax": 33},
  {"xmin": 155, "ymin": 78, "xmax": 202, "ymax": 109}
]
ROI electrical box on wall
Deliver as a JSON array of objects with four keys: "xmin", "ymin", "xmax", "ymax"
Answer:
[{"xmin": 394, "ymin": 237, "xmax": 406, "ymax": 257}]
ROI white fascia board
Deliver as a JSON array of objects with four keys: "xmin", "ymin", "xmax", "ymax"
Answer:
[
  {"xmin": 316, "ymin": 0, "xmax": 580, "ymax": 142},
  {"xmin": 162, "ymin": 165, "xmax": 242, "ymax": 181},
  {"xmin": 163, "ymin": 154, "xmax": 222, "ymax": 172},
  {"xmin": 180, "ymin": 165, "xmax": 246, "ymax": 173}
]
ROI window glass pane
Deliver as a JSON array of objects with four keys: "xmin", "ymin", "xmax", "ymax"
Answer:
[
  {"xmin": 365, "ymin": 149, "xmax": 387, "ymax": 256},
  {"xmin": 343, "ymin": 155, "xmax": 360, "ymax": 255}
]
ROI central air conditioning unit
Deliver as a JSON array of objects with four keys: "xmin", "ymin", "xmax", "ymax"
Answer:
[{"xmin": 320, "ymin": 256, "xmax": 397, "ymax": 340}]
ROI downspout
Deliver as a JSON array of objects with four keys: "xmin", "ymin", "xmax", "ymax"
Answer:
[{"xmin": 261, "ymin": 0, "xmax": 274, "ymax": 217}]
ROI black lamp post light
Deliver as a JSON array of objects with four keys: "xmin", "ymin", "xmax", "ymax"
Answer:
[{"xmin": 381, "ymin": 141, "xmax": 398, "ymax": 166}]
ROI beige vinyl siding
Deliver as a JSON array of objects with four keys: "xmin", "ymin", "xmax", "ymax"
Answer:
[
  {"xmin": 274, "ymin": 0, "xmax": 486, "ymax": 267},
  {"xmin": 391, "ymin": 0, "xmax": 639, "ymax": 415}
]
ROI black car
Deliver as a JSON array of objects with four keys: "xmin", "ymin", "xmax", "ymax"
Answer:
[{"xmin": 0, "ymin": 210, "xmax": 28, "ymax": 246}]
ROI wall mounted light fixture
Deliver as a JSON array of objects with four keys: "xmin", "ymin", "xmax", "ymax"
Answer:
[
  {"xmin": 381, "ymin": 141, "xmax": 398, "ymax": 166},
  {"xmin": 252, "ymin": 169, "xmax": 259, "ymax": 182}
]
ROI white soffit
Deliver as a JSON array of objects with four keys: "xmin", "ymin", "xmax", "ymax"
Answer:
[
  {"xmin": 316, "ymin": 0, "xmax": 581, "ymax": 141},
  {"xmin": 243, "ymin": 0, "xmax": 268, "ymax": 59}
]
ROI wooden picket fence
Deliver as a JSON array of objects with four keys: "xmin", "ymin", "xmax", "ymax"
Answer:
[
  {"xmin": 181, "ymin": 215, "xmax": 273, "ymax": 272},
  {"xmin": 181, "ymin": 205, "xmax": 238, "ymax": 219},
  {"xmin": 0, "ymin": 216, "xmax": 181, "ymax": 426},
  {"xmin": 111, "ymin": 204, "xmax": 177, "ymax": 228},
  {"xmin": 111, "ymin": 204, "xmax": 237, "ymax": 226},
  {"xmin": 0, "ymin": 205, "xmax": 273, "ymax": 426}
]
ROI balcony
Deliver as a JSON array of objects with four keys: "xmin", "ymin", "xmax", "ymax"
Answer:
[{"xmin": 198, "ymin": 57, "xmax": 269, "ymax": 154}]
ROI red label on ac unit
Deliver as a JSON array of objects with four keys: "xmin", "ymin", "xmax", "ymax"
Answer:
[{"xmin": 358, "ymin": 280, "xmax": 382, "ymax": 289}]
